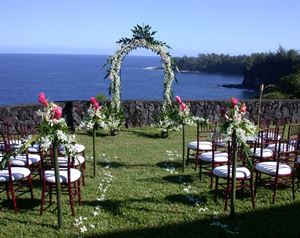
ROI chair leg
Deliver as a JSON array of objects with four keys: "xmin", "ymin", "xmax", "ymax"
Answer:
[
  {"xmin": 272, "ymin": 176, "xmax": 279, "ymax": 204},
  {"xmin": 241, "ymin": 180, "xmax": 245, "ymax": 199},
  {"xmin": 77, "ymin": 180, "xmax": 81, "ymax": 205},
  {"xmin": 214, "ymin": 176, "xmax": 218, "ymax": 202},
  {"xmin": 186, "ymin": 148, "xmax": 189, "ymax": 166},
  {"xmin": 199, "ymin": 161, "xmax": 202, "ymax": 180},
  {"xmin": 81, "ymin": 162, "xmax": 85, "ymax": 186},
  {"xmin": 5, "ymin": 184, "xmax": 10, "ymax": 200},
  {"xmin": 9, "ymin": 182, "xmax": 18, "ymax": 213},
  {"xmin": 250, "ymin": 176, "xmax": 255, "ymax": 209},
  {"xmin": 292, "ymin": 173, "xmax": 295, "ymax": 200},
  {"xmin": 40, "ymin": 182, "xmax": 46, "ymax": 215},
  {"xmin": 224, "ymin": 178, "xmax": 230, "ymax": 211},
  {"xmin": 254, "ymin": 171, "xmax": 259, "ymax": 197},
  {"xmin": 68, "ymin": 182, "xmax": 75, "ymax": 216},
  {"xmin": 28, "ymin": 175, "xmax": 34, "ymax": 202},
  {"xmin": 49, "ymin": 184, "xmax": 52, "ymax": 204}
]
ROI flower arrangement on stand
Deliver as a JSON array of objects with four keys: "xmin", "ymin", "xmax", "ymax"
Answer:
[
  {"xmin": 37, "ymin": 92, "xmax": 78, "ymax": 228},
  {"xmin": 217, "ymin": 97, "xmax": 257, "ymax": 219},
  {"xmin": 80, "ymin": 97, "xmax": 107, "ymax": 177}
]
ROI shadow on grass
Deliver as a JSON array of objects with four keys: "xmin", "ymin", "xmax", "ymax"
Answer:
[
  {"xmin": 162, "ymin": 174, "xmax": 193, "ymax": 184},
  {"xmin": 83, "ymin": 201, "xmax": 300, "ymax": 238},
  {"xmin": 82, "ymin": 197, "xmax": 160, "ymax": 216},
  {"xmin": 97, "ymin": 161, "xmax": 126, "ymax": 169},
  {"xmin": 165, "ymin": 193, "xmax": 208, "ymax": 206},
  {"xmin": 0, "ymin": 198, "xmax": 40, "ymax": 212},
  {"xmin": 127, "ymin": 129, "xmax": 166, "ymax": 139},
  {"xmin": 156, "ymin": 161, "xmax": 182, "ymax": 169}
]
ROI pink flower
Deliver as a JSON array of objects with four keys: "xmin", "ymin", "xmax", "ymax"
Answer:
[
  {"xmin": 240, "ymin": 103, "xmax": 247, "ymax": 113},
  {"xmin": 175, "ymin": 96, "xmax": 182, "ymax": 105},
  {"xmin": 90, "ymin": 97, "xmax": 100, "ymax": 109},
  {"xmin": 180, "ymin": 103, "xmax": 187, "ymax": 111},
  {"xmin": 230, "ymin": 97, "xmax": 239, "ymax": 107},
  {"xmin": 39, "ymin": 92, "xmax": 48, "ymax": 106},
  {"xmin": 52, "ymin": 106, "xmax": 62, "ymax": 119}
]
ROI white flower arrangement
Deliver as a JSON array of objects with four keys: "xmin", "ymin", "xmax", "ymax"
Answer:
[
  {"xmin": 80, "ymin": 97, "xmax": 107, "ymax": 132},
  {"xmin": 217, "ymin": 97, "xmax": 258, "ymax": 159},
  {"xmin": 157, "ymin": 96, "xmax": 209, "ymax": 137}
]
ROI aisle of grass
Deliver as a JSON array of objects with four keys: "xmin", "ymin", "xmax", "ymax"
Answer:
[{"xmin": 1, "ymin": 126, "xmax": 300, "ymax": 238}]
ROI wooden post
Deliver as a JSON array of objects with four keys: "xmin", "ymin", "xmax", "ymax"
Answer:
[
  {"xmin": 53, "ymin": 137, "xmax": 63, "ymax": 228},
  {"xmin": 257, "ymin": 83, "xmax": 264, "ymax": 128},
  {"xmin": 93, "ymin": 124, "xmax": 97, "ymax": 178},
  {"xmin": 182, "ymin": 123, "xmax": 185, "ymax": 172},
  {"xmin": 230, "ymin": 131, "xmax": 237, "ymax": 219}
]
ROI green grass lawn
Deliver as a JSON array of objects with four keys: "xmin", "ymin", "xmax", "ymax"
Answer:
[{"xmin": 1, "ymin": 126, "xmax": 300, "ymax": 238}]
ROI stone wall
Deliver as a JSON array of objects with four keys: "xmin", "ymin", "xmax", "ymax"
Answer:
[{"xmin": 0, "ymin": 100, "xmax": 299, "ymax": 131}]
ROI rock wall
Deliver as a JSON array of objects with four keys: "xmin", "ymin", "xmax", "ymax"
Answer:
[{"xmin": 0, "ymin": 100, "xmax": 299, "ymax": 130}]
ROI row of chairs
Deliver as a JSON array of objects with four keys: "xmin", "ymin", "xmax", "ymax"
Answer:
[
  {"xmin": 185, "ymin": 120, "xmax": 300, "ymax": 210},
  {"xmin": 0, "ymin": 123, "xmax": 86, "ymax": 215}
]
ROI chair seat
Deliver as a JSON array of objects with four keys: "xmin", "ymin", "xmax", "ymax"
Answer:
[
  {"xmin": 213, "ymin": 165, "xmax": 251, "ymax": 179},
  {"xmin": 75, "ymin": 144, "xmax": 85, "ymax": 153},
  {"xmin": 215, "ymin": 141, "xmax": 225, "ymax": 147},
  {"xmin": 28, "ymin": 144, "xmax": 40, "ymax": 153},
  {"xmin": 11, "ymin": 154, "xmax": 41, "ymax": 166},
  {"xmin": 187, "ymin": 141, "xmax": 212, "ymax": 151},
  {"xmin": 44, "ymin": 168, "xmax": 81, "ymax": 183},
  {"xmin": 255, "ymin": 161, "xmax": 292, "ymax": 176},
  {"xmin": 59, "ymin": 144, "xmax": 85, "ymax": 154},
  {"xmin": 58, "ymin": 155, "xmax": 85, "ymax": 166},
  {"xmin": 251, "ymin": 148, "xmax": 273, "ymax": 158},
  {"xmin": 199, "ymin": 152, "xmax": 228, "ymax": 163},
  {"xmin": 0, "ymin": 167, "xmax": 31, "ymax": 182}
]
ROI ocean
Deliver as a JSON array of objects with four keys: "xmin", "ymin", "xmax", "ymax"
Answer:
[{"xmin": 0, "ymin": 54, "xmax": 255, "ymax": 106}]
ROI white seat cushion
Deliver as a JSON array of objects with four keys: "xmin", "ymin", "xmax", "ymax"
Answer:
[
  {"xmin": 58, "ymin": 155, "xmax": 85, "ymax": 166},
  {"xmin": 255, "ymin": 161, "xmax": 292, "ymax": 176},
  {"xmin": 213, "ymin": 165, "xmax": 251, "ymax": 179},
  {"xmin": 44, "ymin": 168, "xmax": 81, "ymax": 183},
  {"xmin": 59, "ymin": 144, "xmax": 85, "ymax": 154},
  {"xmin": 75, "ymin": 144, "xmax": 85, "ymax": 153},
  {"xmin": 28, "ymin": 144, "xmax": 40, "ymax": 153},
  {"xmin": 215, "ymin": 141, "xmax": 225, "ymax": 147},
  {"xmin": 0, "ymin": 167, "xmax": 31, "ymax": 182},
  {"xmin": 11, "ymin": 154, "xmax": 41, "ymax": 166},
  {"xmin": 251, "ymin": 148, "xmax": 273, "ymax": 158},
  {"xmin": 187, "ymin": 141, "xmax": 212, "ymax": 151},
  {"xmin": 199, "ymin": 152, "xmax": 228, "ymax": 163}
]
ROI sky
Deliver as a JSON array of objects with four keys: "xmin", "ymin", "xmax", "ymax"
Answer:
[{"xmin": 0, "ymin": 0, "xmax": 299, "ymax": 56}]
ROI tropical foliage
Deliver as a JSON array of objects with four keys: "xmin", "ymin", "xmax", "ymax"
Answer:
[{"xmin": 174, "ymin": 47, "xmax": 300, "ymax": 98}]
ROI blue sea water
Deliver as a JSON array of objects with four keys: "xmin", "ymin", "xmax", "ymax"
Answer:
[{"xmin": 0, "ymin": 54, "xmax": 255, "ymax": 106}]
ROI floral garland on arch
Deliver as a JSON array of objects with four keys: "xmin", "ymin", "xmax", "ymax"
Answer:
[{"xmin": 104, "ymin": 24, "xmax": 177, "ymax": 113}]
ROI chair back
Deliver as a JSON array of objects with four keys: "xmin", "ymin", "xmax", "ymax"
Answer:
[
  {"xmin": 275, "ymin": 138, "xmax": 299, "ymax": 176},
  {"xmin": 287, "ymin": 124, "xmax": 300, "ymax": 140}
]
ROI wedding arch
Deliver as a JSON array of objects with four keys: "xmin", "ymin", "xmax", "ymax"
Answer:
[{"xmin": 105, "ymin": 24, "xmax": 176, "ymax": 112}]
